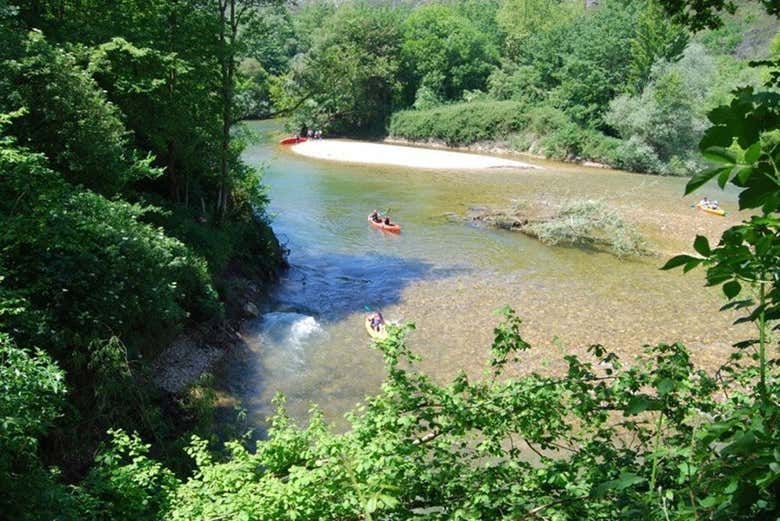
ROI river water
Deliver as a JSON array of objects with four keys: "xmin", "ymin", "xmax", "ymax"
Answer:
[{"xmin": 219, "ymin": 120, "xmax": 746, "ymax": 431}]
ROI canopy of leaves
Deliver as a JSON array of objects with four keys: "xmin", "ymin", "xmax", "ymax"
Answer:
[
  {"xmin": 401, "ymin": 4, "xmax": 499, "ymax": 102},
  {"xmin": 287, "ymin": 3, "xmax": 405, "ymax": 134},
  {"xmin": 0, "ymin": 131, "xmax": 220, "ymax": 359}
]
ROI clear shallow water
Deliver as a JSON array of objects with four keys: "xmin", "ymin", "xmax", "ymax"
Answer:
[{"xmin": 219, "ymin": 120, "xmax": 746, "ymax": 432}]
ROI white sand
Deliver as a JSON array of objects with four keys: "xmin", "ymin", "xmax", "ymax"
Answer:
[{"xmin": 290, "ymin": 139, "xmax": 538, "ymax": 170}]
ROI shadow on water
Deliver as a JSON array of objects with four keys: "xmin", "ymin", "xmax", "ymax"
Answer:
[
  {"xmin": 269, "ymin": 250, "xmax": 468, "ymax": 322},
  {"xmin": 214, "ymin": 247, "xmax": 467, "ymax": 440}
]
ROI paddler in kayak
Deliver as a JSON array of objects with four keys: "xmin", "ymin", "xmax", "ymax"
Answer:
[
  {"xmin": 697, "ymin": 196, "xmax": 720, "ymax": 210},
  {"xmin": 369, "ymin": 311, "xmax": 385, "ymax": 332},
  {"xmin": 370, "ymin": 210, "xmax": 381, "ymax": 223}
]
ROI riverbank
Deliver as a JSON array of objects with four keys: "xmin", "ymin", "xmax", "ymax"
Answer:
[
  {"xmin": 153, "ymin": 222, "xmax": 287, "ymax": 395},
  {"xmin": 153, "ymin": 277, "xmax": 265, "ymax": 394},
  {"xmin": 385, "ymin": 136, "xmax": 612, "ymax": 170},
  {"xmin": 290, "ymin": 139, "xmax": 539, "ymax": 170}
]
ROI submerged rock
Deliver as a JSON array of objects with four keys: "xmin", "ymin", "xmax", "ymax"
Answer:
[{"xmin": 242, "ymin": 301, "xmax": 260, "ymax": 318}]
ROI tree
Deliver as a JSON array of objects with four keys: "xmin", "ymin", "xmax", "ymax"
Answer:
[
  {"xmin": 401, "ymin": 4, "xmax": 498, "ymax": 102},
  {"xmin": 548, "ymin": 0, "xmax": 640, "ymax": 125},
  {"xmin": 0, "ymin": 32, "xmax": 156, "ymax": 196},
  {"xmin": 285, "ymin": 3, "xmax": 405, "ymax": 134},
  {"xmin": 497, "ymin": 0, "xmax": 581, "ymax": 61},
  {"xmin": 626, "ymin": 0, "xmax": 688, "ymax": 93},
  {"xmin": 0, "ymin": 333, "xmax": 68, "ymax": 519}
]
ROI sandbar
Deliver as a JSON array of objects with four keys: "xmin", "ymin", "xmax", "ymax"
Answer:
[{"xmin": 290, "ymin": 139, "xmax": 538, "ymax": 170}]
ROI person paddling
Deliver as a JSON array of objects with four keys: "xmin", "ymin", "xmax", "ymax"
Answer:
[{"xmin": 369, "ymin": 311, "xmax": 384, "ymax": 332}]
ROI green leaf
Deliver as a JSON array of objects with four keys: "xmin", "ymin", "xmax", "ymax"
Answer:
[
  {"xmin": 685, "ymin": 166, "xmax": 729, "ymax": 195},
  {"xmin": 625, "ymin": 395, "xmax": 661, "ymax": 416},
  {"xmin": 693, "ymin": 235, "xmax": 710, "ymax": 256},
  {"xmin": 661, "ymin": 254, "xmax": 698, "ymax": 270},
  {"xmin": 701, "ymin": 146, "xmax": 737, "ymax": 165},
  {"xmin": 735, "ymin": 166, "xmax": 753, "ymax": 184},
  {"xmin": 717, "ymin": 166, "xmax": 734, "ymax": 188},
  {"xmin": 744, "ymin": 142, "xmax": 761, "ymax": 164},
  {"xmin": 657, "ymin": 377, "xmax": 674, "ymax": 396},
  {"xmin": 595, "ymin": 472, "xmax": 646, "ymax": 496},
  {"xmin": 722, "ymin": 280, "xmax": 741, "ymax": 300}
]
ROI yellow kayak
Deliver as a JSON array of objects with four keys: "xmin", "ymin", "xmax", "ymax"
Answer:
[
  {"xmin": 695, "ymin": 204, "xmax": 726, "ymax": 217},
  {"xmin": 365, "ymin": 316, "xmax": 389, "ymax": 340}
]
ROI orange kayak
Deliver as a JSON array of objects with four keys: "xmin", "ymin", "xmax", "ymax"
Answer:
[
  {"xmin": 280, "ymin": 136, "xmax": 307, "ymax": 145},
  {"xmin": 368, "ymin": 215, "xmax": 401, "ymax": 233}
]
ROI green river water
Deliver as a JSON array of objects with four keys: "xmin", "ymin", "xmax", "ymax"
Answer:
[{"xmin": 218, "ymin": 120, "xmax": 746, "ymax": 432}]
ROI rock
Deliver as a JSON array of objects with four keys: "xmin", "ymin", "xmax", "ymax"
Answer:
[
  {"xmin": 152, "ymin": 336, "xmax": 223, "ymax": 394},
  {"xmin": 242, "ymin": 301, "xmax": 260, "ymax": 318}
]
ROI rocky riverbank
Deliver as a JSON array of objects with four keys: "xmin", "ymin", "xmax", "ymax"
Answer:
[{"xmin": 152, "ymin": 278, "xmax": 267, "ymax": 394}]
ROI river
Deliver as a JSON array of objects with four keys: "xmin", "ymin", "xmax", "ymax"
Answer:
[{"xmin": 218, "ymin": 120, "xmax": 746, "ymax": 432}]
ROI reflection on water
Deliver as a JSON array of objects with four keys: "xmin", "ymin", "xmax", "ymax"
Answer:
[{"xmin": 220, "ymin": 120, "xmax": 746, "ymax": 431}]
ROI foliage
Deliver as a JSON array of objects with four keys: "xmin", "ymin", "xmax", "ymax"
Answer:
[
  {"xmin": 388, "ymin": 100, "xmax": 528, "ymax": 145},
  {"xmin": 497, "ymin": 0, "xmax": 581, "ymax": 60},
  {"xmin": 658, "ymin": 2, "xmax": 780, "ymax": 512},
  {"xmin": 75, "ymin": 430, "xmax": 180, "ymax": 521},
  {"xmin": 606, "ymin": 43, "xmax": 764, "ymax": 174},
  {"xmin": 53, "ymin": 305, "xmax": 775, "ymax": 520},
  {"xmin": 626, "ymin": 0, "xmax": 689, "ymax": 93},
  {"xmin": 0, "ymin": 32, "xmax": 157, "ymax": 196},
  {"xmin": 0, "ymin": 332, "xmax": 69, "ymax": 520},
  {"xmin": 527, "ymin": 199, "xmax": 650, "ymax": 257},
  {"xmin": 285, "ymin": 3, "xmax": 405, "ymax": 134},
  {"xmin": 546, "ymin": 0, "xmax": 640, "ymax": 125},
  {"xmin": 0, "ymin": 137, "xmax": 220, "ymax": 358},
  {"xmin": 401, "ymin": 4, "xmax": 499, "ymax": 102},
  {"xmin": 0, "ymin": 0, "xmax": 284, "ymax": 490},
  {"xmin": 274, "ymin": 0, "xmax": 778, "ymax": 176}
]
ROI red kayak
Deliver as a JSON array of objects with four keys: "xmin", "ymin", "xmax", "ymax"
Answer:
[
  {"xmin": 368, "ymin": 214, "xmax": 401, "ymax": 233},
  {"xmin": 279, "ymin": 136, "xmax": 307, "ymax": 145}
]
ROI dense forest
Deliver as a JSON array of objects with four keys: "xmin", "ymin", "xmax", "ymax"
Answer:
[
  {"xmin": 244, "ymin": 0, "xmax": 778, "ymax": 174},
  {"xmin": 0, "ymin": 0, "xmax": 285, "ymax": 516},
  {"xmin": 2, "ymin": 0, "xmax": 780, "ymax": 519}
]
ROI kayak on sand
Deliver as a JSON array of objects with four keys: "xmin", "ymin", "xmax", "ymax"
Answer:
[
  {"xmin": 364, "ymin": 315, "xmax": 389, "ymax": 340},
  {"xmin": 368, "ymin": 214, "xmax": 401, "ymax": 233},
  {"xmin": 280, "ymin": 136, "xmax": 307, "ymax": 145}
]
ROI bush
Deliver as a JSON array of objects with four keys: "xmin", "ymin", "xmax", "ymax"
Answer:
[
  {"xmin": 0, "ymin": 140, "xmax": 221, "ymax": 359},
  {"xmin": 0, "ymin": 333, "xmax": 70, "ymax": 519},
  {"xmin": 614, "ymin": 135, "xmax": 664, "ymax": 173},
  {"xmin": 512, "ymin": 105, "xmax": 622, "ymax": 165},
  {"xmin": 526, "ymin": 199, "xmax": 648, "ymax": 257},
  {"xmin": 388, "ymin": 100, "xmax": 528, "ymax": 145}
]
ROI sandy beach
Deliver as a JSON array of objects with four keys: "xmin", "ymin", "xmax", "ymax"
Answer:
[{"xmin": 290, "ymin": 139, "xmax": 539, "ymax": 170}]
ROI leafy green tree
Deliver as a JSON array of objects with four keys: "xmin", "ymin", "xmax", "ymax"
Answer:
[
  {"xmin": 626, "ymin": 0, "xmax": 688, "ymax": 93},
  {"xmin": 0, "ymin": 133, "xmax": 220, "ymax": 358},
  {"xmin": 547, "ymin": 0, "xmax": 640, "ymax": 125},
  {"xmin": 401, "ymin": 4, "xmax": 498, "ymax": 102},
  {"xmin": 607, "ymin": 44, "xmax": 714, "ymax": 173},
  {"xmin": 0, "ymin": 32, "xmax": 156, "ymax": 196},
  {"xmin": 286, "ymin": 3, "xmax": 405, "ymax": 134},
  {"xmin": 496, "ymin": 0, "xmax": 581, "ymax": 61},
  {"xmin": 0, "ymin": 333, "xmax": 69, "ymax": 519}
]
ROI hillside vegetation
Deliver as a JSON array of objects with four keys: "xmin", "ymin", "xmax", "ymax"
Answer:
[
  {"xmin": 2, "ymin": 0, "xmax": 780, "ymax": 519},
  {"xmin": 0, "ymin": 0, "xmax": 284, "ymax": 513},
  {"xmin": 267, "ymin": 0, "xmax": 778, "ymax": 174}
]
